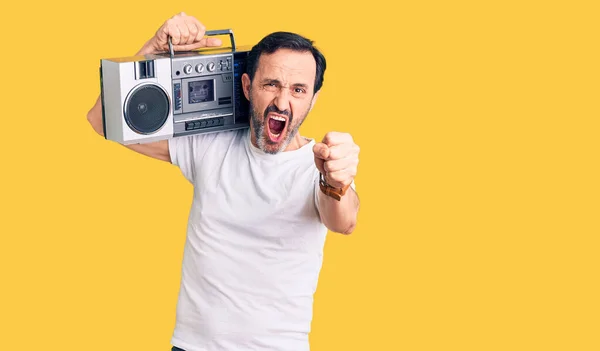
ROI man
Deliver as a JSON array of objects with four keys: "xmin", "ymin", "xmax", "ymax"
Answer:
[{"xmin": 87, "ymin": 12, "xmax": 361, "ymax": 351}]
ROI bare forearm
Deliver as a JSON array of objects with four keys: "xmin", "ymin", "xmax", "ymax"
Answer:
[
  {"xmin": 135, "ymin": 39, "xmax": 156, "ymax": 56},
  {"xmin": 317, "ymin": 188, "xmax": 360, "ymax": 234}
]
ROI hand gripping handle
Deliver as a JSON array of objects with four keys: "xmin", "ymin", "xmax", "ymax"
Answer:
[{"xmin": 168, "ymin": 29, "xmax": 236, "ymax": 58}]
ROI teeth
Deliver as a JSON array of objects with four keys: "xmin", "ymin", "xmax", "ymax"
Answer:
[
  {"xmin": 270, "ymin": 115, "xmax": 286, "ymax": 122},
  {"xmin": 268, "ymin": 129, "xmax": 281, "ymax": 139}
]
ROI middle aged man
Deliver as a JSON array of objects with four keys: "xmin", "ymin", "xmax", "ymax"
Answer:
[{"xmin": 87, "ymin": 12, "xmax": 361, "ymax": 351}]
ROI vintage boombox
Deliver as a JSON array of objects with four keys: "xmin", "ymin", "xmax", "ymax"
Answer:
[{"xmin": 99, "ymin": 29, "xmax": 252, "ymax": 145}]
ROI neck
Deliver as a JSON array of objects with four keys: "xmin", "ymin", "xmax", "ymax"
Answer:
[{"xmin": 283, "ymin": 132, "xmax": 309, "ymax": 151}]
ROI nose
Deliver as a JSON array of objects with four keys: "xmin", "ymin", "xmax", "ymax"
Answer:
[{"xmin": 272, "ymin": 88, "xmax": 291, "ymax": 113}]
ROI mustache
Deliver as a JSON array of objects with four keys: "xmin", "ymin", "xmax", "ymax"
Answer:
[{"xmin": 263, "ymin": 105, "xmax": 291, "ymax": 120}]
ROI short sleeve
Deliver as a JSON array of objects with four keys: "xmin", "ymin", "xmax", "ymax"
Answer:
[
  {"xmin": 168, "ymin": 135, "xmax": 204, "ymax": 184},
  {"xmin": 168, "ymin": 130, "xmax": 241, "ymax": 185}
]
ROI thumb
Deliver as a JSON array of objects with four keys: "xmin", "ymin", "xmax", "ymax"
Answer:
[
  {"xmin": 314, "ymin": 156, "xmax": 325, "ymax": 174},
  {"xmin": 199, "ymin": 37, "xmax": 223, "ymax": 47},
  {"xmin": 313, "ymin": 143, "xmax": 329, "ymax": 174},
  {"xmin": 313, "ymin": 142, "xmax": 330, "ymax": 160}
]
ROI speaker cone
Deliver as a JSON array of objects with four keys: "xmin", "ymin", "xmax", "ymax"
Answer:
[{"xmin": 124, "ymin": 84, "xmax": 170, "ymax": 134}]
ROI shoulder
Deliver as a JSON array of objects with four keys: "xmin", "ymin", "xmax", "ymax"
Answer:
[
  {"xmin": 167, "ymin": 128, "xmax": 248, "ymax": 166},
  {"xmin": 169, "ymin": 128, "xmax": 247, "ymax": 152}
]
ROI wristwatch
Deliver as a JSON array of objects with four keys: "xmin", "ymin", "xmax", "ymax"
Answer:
[{"xmin": 319, "ymin": 172, "xmax": 351, "ymax": 201}]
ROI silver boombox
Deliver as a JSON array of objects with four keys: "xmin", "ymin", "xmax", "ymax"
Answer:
[{"xmin": 100, "ymin": 29, "xmax": 251, "ymax": 145}]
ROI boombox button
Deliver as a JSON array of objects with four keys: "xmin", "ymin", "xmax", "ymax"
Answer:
[{"xmin": 200, "ymin": 120, "xmax": 207, "ymax": 127}]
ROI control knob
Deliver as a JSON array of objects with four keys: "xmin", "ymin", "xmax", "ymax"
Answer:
[
  {"xmin": 183, "ymin": 64, "xmax": 193, "ymax": 74},
  {"xmin": 207, "ymin": 62, "xmax": 215, "ymax": 72},
  {"xmin": 195, "ymin": 63, "xmax": 204, "ymax": 73}
]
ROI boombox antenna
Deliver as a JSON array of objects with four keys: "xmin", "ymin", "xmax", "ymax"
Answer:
[{"xmin": 168, "ymin": 29, "xmax": 237, "ymax": 58}]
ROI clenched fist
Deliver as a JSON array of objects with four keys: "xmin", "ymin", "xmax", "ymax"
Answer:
[
  {"xmin": 313, "ymin": 132, "xmax": 360, "ymax": 190},
  {"xmin": 137, "ymin": 12, "xmax": 223, "ymax": 55}
]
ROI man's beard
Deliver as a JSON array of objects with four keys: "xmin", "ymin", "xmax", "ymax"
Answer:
[{"xmin": 249, "ymin": 95, "xmax": 309, "ymax": 154}]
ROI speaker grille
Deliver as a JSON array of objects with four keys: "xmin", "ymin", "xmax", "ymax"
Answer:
[{"xmin": 124, "ymin": 84, "xmax": 170, "ymax": 134}]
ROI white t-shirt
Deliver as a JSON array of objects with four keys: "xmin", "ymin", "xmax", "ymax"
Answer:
[{"xmin": 167, "ymin": 128, "xmax": 328, "ymax": 351}]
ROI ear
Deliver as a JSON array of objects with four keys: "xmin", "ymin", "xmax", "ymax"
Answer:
[
  {"xmin": 309, "ymin": 91, "xmax": 320, "ymax": 112},
  {"xmin": 242, "ymin": 73, "xmax": 251, "ymax": 100}
]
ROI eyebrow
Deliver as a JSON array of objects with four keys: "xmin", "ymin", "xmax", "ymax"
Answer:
[{"xmin": 260, "ymin": 78, "xmax": 309, "ymax": 89}]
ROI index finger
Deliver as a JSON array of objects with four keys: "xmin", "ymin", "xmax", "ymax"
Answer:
[
  {"xmin": 189, "ymin": 17, "xmax": 207, "ymax": 41},
  {"xmin": 322, "ymin": 132, "xmax": 352, "ymax": 147},
  {"xmin": 192, "ymin": 22, "xmax": 223, "ymax": 47}
]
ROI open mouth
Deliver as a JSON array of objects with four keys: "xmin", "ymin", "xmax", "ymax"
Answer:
[{"xmin": 267, "ymin": 114, "xmax": 288, "ymax": 142}]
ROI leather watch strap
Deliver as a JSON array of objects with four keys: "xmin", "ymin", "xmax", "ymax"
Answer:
[{"xmin": 319, "ymin": 173, "xmax": 350, "ymax": 201}]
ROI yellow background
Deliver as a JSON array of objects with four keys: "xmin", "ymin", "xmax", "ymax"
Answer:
[{"xmin": 1, "ymin": 0, "xmax": 599, "ymax": 350}]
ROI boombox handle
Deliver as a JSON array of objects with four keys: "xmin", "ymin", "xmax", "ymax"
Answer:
[{"xmin": 168, "ymin": 29, "xmax": 237, "ymax": 58}]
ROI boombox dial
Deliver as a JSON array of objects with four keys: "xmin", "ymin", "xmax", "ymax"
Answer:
[
  {"xmin": 195, "ymin": 63, "xmax": 204, "ymax": 73},
  {"xmin": 183, "ymin": 64, "xmax": 193, "ymax": 74},
  {"xmin": 207, "ymin": 62, "xmax": 215, "ymax": 72}
]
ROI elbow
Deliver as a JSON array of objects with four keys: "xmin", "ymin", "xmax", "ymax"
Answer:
[
  {"xmin": 86, "ymin": 110, "xmax": 93, "ymax": 128},
  {"xmin": 327, "ymin": 220, "xmax": 356, "ymax": 235},
  {"xmin": 87, "ymin": 108, "xmax": 104, "ymax": 137},
  {"xmin": 341, "ymin": 221, "xmax": 357, "ymax": 235},
  {"xmin": 86, "ymin": 96, "xmax": 106, "ymax": 137}
]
